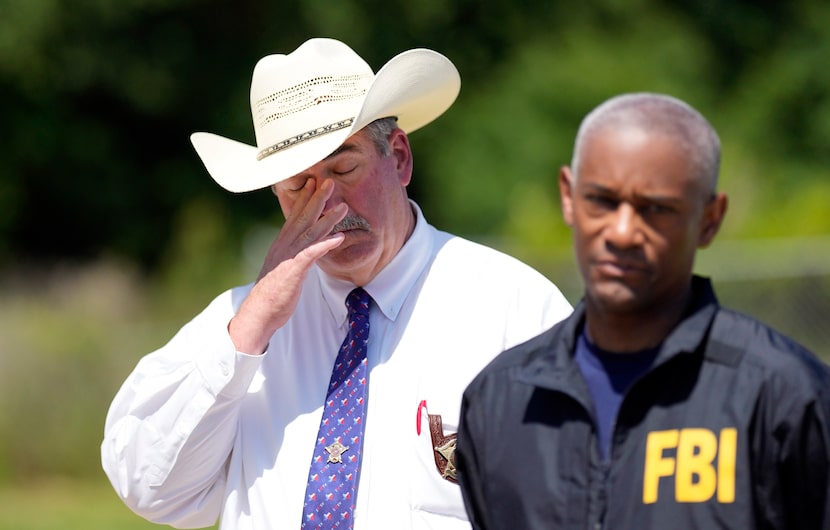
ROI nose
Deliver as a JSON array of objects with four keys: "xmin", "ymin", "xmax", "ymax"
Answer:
[
  {"xmin": 302, "ymin": 160, "xmax": 345, "ymax": 213},
  {"xmin": 320, "ymin": 179, "xmax": 345, "ymax": 213},
  {"xmin": 605, "ymin": 203, "xmax": 643, "ymax": 249}
]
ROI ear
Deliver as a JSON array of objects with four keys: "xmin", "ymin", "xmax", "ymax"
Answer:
[
  {"xmin": 388, "ymin": 128, "xmax": 413, "ymax": 187},
  {"xmin": 559, "ymin": 166, "xmax": 576, "ymax": 226},
  {"xmin": 698, "ymin": 192, "xmax": 728, "ymax": 248}
]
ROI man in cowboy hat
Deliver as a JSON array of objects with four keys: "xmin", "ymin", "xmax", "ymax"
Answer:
[{"xmin": 101, "ymin": 38, "xmax": 572, "ymax": 530}]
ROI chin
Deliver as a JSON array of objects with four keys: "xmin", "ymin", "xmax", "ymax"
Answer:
[
  {"xmin": 319, "ymin": 240, "xmax": 379, "ymax": 279},
  {"xmin": 588, "ymin": 280, "xmax": 648, "ymax": 313}
]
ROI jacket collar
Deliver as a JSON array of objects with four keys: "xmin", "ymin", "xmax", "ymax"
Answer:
[{"xmin": 516, "ymin": 275, "xmax": 721, "ymax": 392}]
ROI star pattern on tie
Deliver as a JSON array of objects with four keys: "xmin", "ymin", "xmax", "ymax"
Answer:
[{"xmin": 302, "ymin": 288, "xmax": 371, "ymax": 529}]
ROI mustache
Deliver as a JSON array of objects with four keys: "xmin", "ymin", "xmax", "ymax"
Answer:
[{"xmin": 330, "ymin": 214, "xmax": 371, "ymax": 234}]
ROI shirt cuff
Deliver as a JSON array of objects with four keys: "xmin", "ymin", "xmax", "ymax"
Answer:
[{"xmin": 193, "ymin": 315, "xmax": 265, "ymax": 400}]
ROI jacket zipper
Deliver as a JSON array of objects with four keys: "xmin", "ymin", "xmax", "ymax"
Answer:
[{"xmin": 591, "ymin": 459, "xmax": 610, "ymax": 530}]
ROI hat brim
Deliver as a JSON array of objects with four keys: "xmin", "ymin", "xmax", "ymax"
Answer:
[{"xmin": 191, "ymin": 48, "xmax": 460, "ymax": 193}]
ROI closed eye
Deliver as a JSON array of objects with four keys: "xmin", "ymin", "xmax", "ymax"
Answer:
[
  {"xmin": 332, "ymin": 165, "xmax": 357, "ymax": 176},
  {"xmin": 288, "ymin": 178, "xmax": 310, "ymax": 192}
]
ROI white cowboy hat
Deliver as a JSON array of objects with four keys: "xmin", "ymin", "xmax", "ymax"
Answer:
[{"xmin": 190, "ymin": 38, "xmax": 461, "ymax": 193}]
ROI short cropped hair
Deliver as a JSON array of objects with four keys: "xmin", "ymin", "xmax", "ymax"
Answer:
[{"xmin": 572, "ymin": 93, "xmax": 721, "ymax": 192}]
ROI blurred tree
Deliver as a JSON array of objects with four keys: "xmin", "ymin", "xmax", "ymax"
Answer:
[{"xmin": 1, "ymin": 0, "xmax": 829, "ymax": 272}]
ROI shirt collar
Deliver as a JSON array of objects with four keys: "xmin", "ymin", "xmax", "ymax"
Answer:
[{"xmin": 317, "ymin": 200, "xmax": 432, "ymax": 328}]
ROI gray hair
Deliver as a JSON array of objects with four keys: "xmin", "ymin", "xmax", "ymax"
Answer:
[
  {"xmin": 362, "ymin": 117, "xmax": 399, "ymax": 157},
  {"xmin": 572, "ymin": 93, "xmax": 721, "ymax": 192}
]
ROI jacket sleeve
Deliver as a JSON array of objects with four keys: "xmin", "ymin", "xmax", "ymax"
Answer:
[
  {"xmin": 758, "ymin": 358, "xmax": 830, "ymax": 529},
  {"xmin": 100, "ymin": 289, "xmax": 263, "ymax": 528},
  {"xmin": 774, "ymin": 400, "xmax": 830, "ymax": 528},
  {"xmin": 456, "ymin": 386, "xmax": 491, "ymax": 530}
]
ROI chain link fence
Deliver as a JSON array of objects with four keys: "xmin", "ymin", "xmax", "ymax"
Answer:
[
  {"xmin": 522, "ymin": 236, "xmax": 830, "ymax": 363},
  {"xmin": 696, "ymin": 236, "xmax": 830, "ymax": 362}
]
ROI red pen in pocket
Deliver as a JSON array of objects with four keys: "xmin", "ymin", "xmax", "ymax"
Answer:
[{"xmin": 416, "ymin": 399, "xmax": 428, "ymax": 435}]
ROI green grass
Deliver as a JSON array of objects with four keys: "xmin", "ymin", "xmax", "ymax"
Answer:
[{"xmin": 0, "ymin": 477, "xmax": 218, "ymax": 530}]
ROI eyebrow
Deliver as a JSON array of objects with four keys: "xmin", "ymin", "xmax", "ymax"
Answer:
[
  {"xmin": 582, "ymin": 183, "xmax": 684, "ymax": 205},
  {"xmin": 323, "ymin": 142, "xmax": 360, "ymax": 161}
]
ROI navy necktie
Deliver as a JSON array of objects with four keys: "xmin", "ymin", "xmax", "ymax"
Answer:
[{"xmin": 301, "ymin": 288, "xmax": 371, "ymax": 529}]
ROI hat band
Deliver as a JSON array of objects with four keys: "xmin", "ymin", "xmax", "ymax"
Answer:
[{"xmin": 257, "ymin": 117, "xmax": 354, "ymax": 161}]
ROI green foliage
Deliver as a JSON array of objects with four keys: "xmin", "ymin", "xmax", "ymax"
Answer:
[
  {"xmin": 0, "ymin": 478, "xmax": 217, "ymax": 529},
  {"xmin": 0, "ymin": 260, "xmax": 148, "ymax": 480},
  {"xmin": 2, "ymin": 0, "xmax": 830, "ymax": 500},
  {"xmin": 423, "ymin": 9, "xmax": 718, "ymax": 245},
  {"xmin": 2, "ymin": 0, "xmax": 830, "ymax": 269}
]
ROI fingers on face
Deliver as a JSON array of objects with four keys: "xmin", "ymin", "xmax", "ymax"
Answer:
[
  {"xmin": 299, "ymin": 203, "xmax": 347, "ymax": 245},
  {"xmin": 290, "ymin": 179, "xmax": 347, "ymax": 246},
  {"xmin": 297, "ymin": 232, "xmax": 346, "ymax": 265},
  {"xmin": 288, "ymin": 178, "xmax": 322, "ymax": 226}
]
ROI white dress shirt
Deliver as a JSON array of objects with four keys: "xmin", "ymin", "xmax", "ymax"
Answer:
[{"xmin": 102, "ymin": 202, "xmax": 572, "ymax": 529}]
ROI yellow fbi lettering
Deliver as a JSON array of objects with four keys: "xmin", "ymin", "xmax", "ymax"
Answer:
[{"xmin": 642, "ymin": 428, "xmax": 737, "ymax": 504}]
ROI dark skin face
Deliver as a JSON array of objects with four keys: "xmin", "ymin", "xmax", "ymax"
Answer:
[{"xmin": 559, "ymin": 126, "xmax": 728, "ymax": 352}]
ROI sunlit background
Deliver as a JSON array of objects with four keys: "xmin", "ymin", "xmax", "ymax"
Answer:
[{"xmin": 2, "ymin": 1, "xmax": 830, "ymax": 528}]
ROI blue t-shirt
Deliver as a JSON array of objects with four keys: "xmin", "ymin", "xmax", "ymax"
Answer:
[{"xmin": 575, "ymin": 330, "xmax": 659, "ymax": 461}]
